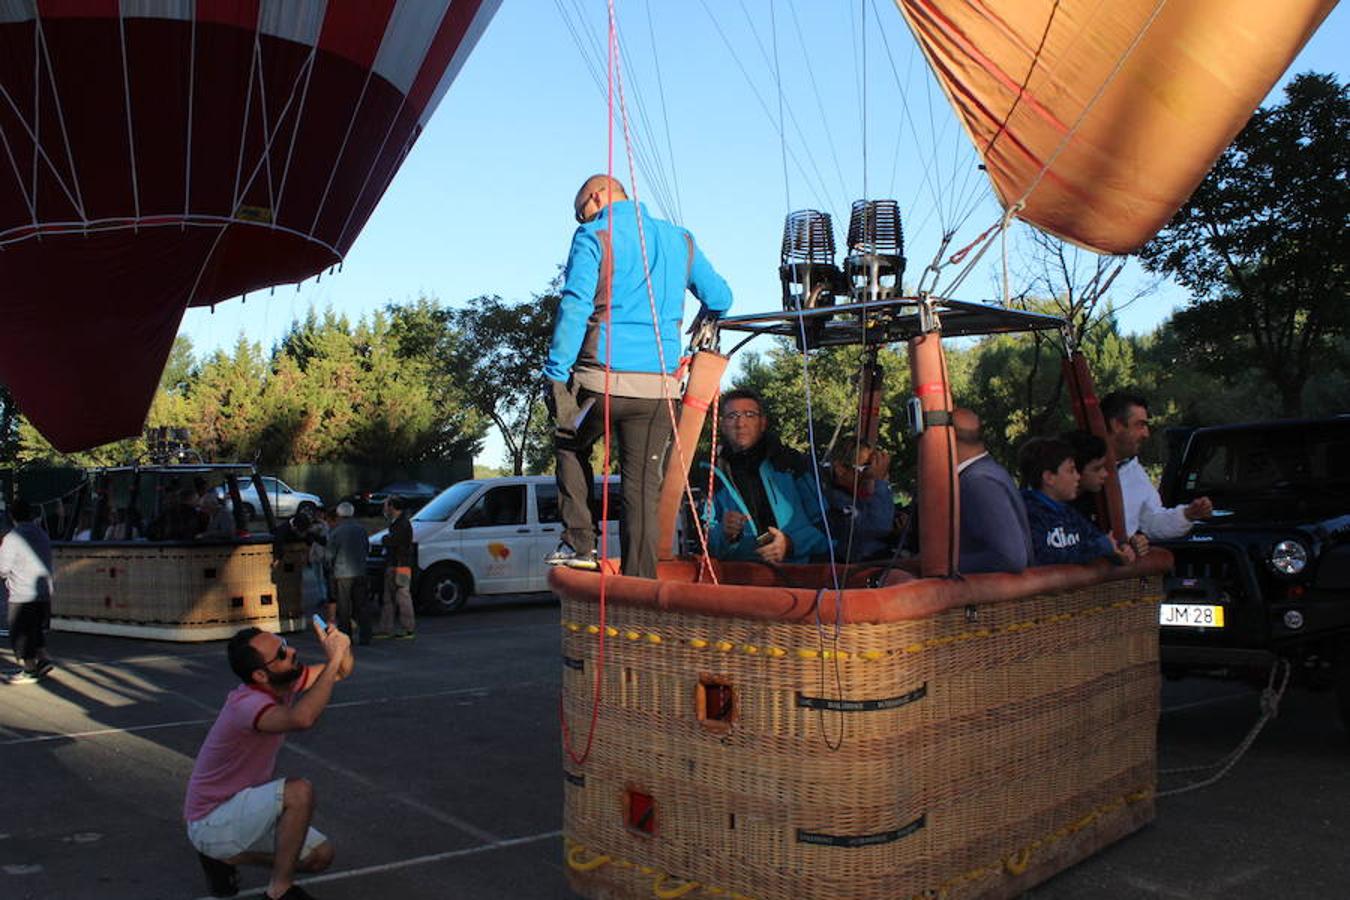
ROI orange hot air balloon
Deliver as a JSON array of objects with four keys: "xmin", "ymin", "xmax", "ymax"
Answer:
[
  {"xmin": 0, "ymin": 0, "xmax": 501, "ymax": 452},
  {"xmin": 895, "ymin": 0, "xmax": 1337, "ymax": 254}
]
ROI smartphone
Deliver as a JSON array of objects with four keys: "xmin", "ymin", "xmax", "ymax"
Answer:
[
  {"xmin": 755, "ymin": 531, "xmax": 775, "ymax": 548},
  {"xmin": 312, "ymin": 613, "xmax": 328, "ymax": 631}
]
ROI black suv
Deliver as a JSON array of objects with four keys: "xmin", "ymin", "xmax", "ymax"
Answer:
[{"xmin": 1157, "ymin": 417, "xmax": 1350, "ymax": 727}]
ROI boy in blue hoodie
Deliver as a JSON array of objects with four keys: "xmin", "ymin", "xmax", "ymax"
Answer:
[{"xmin": 1017, "ymin": 437, "xmax": 1136, "ymax": 566}]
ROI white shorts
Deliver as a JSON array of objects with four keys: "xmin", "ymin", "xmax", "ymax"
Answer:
[{"xmin": 187, "ymin": 778, "xmax": 328, "ymax": 862}]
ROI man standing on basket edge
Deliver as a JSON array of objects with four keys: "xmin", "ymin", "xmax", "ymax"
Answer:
[
  {"xmin": 544, "ymin": 174, "xmax": 733, "ymax": 577},
  {"xmin": 185, "ymin": 621, "xmax": 353, "ymax": 900}
]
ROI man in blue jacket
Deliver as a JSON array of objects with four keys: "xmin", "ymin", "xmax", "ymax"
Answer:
[
  {"xmin": 544, "ymin": 175, "xmax": 733, "ymax": 577},
  {"xmin": 704, "ymin": 389, "xmax": 828, "ymax": 564},
  {"xmin": 1017, "ymin": 437, "xmax": 1137, "ymax": 566}
]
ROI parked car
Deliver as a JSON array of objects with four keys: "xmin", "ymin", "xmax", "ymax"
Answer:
[
  {"xmin": 368, "ymin": 475, "xmax": 621, "ymax": 614},
  {"xmin": 1156, "ymin": 417, "xmax": 1350, "ymax": 728},
  {"xmin": 218, "ymin": 476, "xmax": 323, "ymax": 521},
  {"xmin": 346, "ymin": 480, "xmax": 440, "ymax": 517}
]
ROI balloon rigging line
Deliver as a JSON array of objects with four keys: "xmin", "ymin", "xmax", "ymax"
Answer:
[
  {"xmin": 735, "ymin": 0, "xmax": 845, "ymax": 217},
  {"xmin": 273, "ymin": 45, "xmax": 321, "ymax": 225},
  {"xmin": 308, "ymin": 66, "xmax": 377, "ymax": 239},
  {"xmin": 643, "ymin": 0, "xmax": 684, "ymax": 225},
  {"xmin": 116, "ymin": 13, "xmax": 142, "ymax": 220},
  {"xmin": 861, "ymin": 0, "xmax": 868, "ymax": 203},
  {"xmin": 982, "ymin": 0, "xmax": 1062, "ymax": 160},
  {"xmin": 252, "ymin": 40, "xmax": 278, "ymax": 221},
  {"xmin": 184, "ymin": 8, "xmax": 196, "ymax": 220},
  {"xmin": 770, "ymin": 0, "xmax": 790, "ymax": 211},
  {"xmin": 0, "ymin": 95, "xmax": 35, "ymax": 222},
  {"xmin": 229, "ymin": 23, "xmax": 262, "ymax": 212},
  {"xmin": 0, "ymin": 83, "xmax": 81, "ymax": 220},
  {"xmin": 787, "ymin": 1, "xmax": 851, "ymax": 206},
  {"xmin": 34, "ymin": 14, "xmax": 86, "ymax": 219},
  {"xmin": 704, "ymin": 0, "xmax": 836, "ymax": 219},
  {"xmin": 0, "ymin": 216, "xmax": 342, "ymax": 255},
  {"xmin": 1008, "ymin": 0, "xmax": 1169, "ymax": 217}
]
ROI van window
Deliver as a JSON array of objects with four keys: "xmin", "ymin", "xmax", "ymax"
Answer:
[
  {"xmin": 457, "ymin": 485, "xmax": 526, "ymax": 529},
  {"xmin": 536, "ymin": 483, "xmax": 561, "ymax": 524},
  {"xmin": 414, "ymin": 481, "xmax": 482, "ymax": 522}
]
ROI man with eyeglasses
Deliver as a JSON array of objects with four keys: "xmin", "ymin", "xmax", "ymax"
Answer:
[
  {"xmin": 704, "ymin": 389, "xmax": 828, "ymax": 564},
  {"xmin": 543, "ymin": 174, "xmax": 733, "ymax": 577},
  {"xmin": 185, "ymin": 623, "xmax": 353, "ymax": 899}
]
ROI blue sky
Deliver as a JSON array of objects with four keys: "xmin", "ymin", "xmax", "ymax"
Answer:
[{"xmin": 180, "ymin": 1, "xmax": 1350, "ymax": 468}]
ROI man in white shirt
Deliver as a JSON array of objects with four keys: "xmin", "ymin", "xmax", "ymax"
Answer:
[
  {"xmin": 0, "ymin": 499, "xmax": 54, "ymax": 684},
  {"xmin": 1101, "ymin": 391, "xmax": 1212, "ymax": 540}
]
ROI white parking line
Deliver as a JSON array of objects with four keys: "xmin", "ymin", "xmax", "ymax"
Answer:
[
  {"xmin": 0, "ymin": 681, "xmax": 547, "ymax": 747},
  {"xmin": 192, "ymin": 829, "xmax": 563, "ymax": 900}
]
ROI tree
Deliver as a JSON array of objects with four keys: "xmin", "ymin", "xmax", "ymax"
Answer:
[
  {"xmin": 448, "ymin": 285, "xmax": 561, "ymax": 475},
  {"xmin": 1139, "ymin": 73, "xmax": 1349, "ymax": 413}
]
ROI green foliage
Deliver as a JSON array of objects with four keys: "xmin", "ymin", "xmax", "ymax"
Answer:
[{"xmin": 1138, "ymin": 73, "xmax": 1350, "ymax": 412}]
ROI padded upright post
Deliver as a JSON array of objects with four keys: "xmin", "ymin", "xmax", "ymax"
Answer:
[
  {"xmin": 909, "ymin": 330, "xmax": 957, "ymax": 578},
  {"xmin": 1062, "ymin": 352, "xmax": 1127, "ymax": 542},
  {"xmin": 657, "ymin": 351, "xmax": 729, "ymax": 560}
]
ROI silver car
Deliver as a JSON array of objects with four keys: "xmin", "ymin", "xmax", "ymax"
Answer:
[{"xmin": 219, "ymin": 476, "xmax": 323, "ymax": 520}]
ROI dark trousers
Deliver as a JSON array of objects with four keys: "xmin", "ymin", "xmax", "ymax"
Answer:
[
  {"xmin": 9, "ymin": 600, "xmax": 50, "ymax": 669},
  {"xmin": 333, "ymin": 576, "xmax": 370, "ymax": 643},
  {"xmin": 554, "ymin": 386, "xmax": 673, "ymax": 579}
]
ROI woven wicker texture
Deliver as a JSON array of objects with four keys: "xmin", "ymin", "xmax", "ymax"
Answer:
[
  {"xmin": 561, "ymin": 574, "xmax": 1161, "ymax": 900},
  {"xmin": 53, "ymin": 542, "xmax": 305, "ymax": 629}
]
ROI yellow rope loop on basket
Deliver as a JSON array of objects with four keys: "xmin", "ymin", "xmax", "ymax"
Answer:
[
  {"xmin": 1003, "ymin": 846, "xmax": 1033, "ymax": 875},
  {"xmin": 652, "ymin": 873, "xmax": 702, "ymax": 898},
  {"xmin": 566, "ymin": 844, "xmax": 611, "ymax": 872}
]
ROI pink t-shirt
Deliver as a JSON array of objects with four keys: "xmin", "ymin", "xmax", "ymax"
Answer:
[{"xmin": 184, "ymin": 672, "xmax": 309, "ymax": 822}]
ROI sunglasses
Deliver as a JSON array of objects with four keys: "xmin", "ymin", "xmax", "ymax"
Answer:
[{"xmin": 262, "ymin": 638, "xmax": 289, "ymax": 667}]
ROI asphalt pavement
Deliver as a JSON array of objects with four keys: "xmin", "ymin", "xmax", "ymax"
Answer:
[{"xmin": 1, "ymin": 591, "xmax": 1347, "ymax": 900}]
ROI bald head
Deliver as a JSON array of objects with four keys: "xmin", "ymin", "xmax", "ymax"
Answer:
[
  {"xmin": 573, "ymin": 175, "xmax": 627, "ymax": 223},
  {"xmin": 952, "ymin": 408, "xmax": 985, "ymax": 462}
]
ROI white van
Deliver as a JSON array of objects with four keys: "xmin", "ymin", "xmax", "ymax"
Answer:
[{"xmin": 368, "ymin": 475, "xmax": 621, "ymax": 614}]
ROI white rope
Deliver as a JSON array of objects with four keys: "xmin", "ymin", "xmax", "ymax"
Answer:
[
  {"xmin": 0, "ymin": 92, "xmax": 36, "ymax": 226},
  {"xmin": 273, "ymin": 46, "xmax": 320, "ymax": 226},
  {"xmin": 116, "ymin": 10, "xmax": 141, "ymax": 221},
  {"xmin": 251, "ymin": 40, "xmax": 278, "ymax": 218},
  {"xmin": 230, "ymin": 24, "xmax": 262, "ymax": 211},
  {"xmin": 331, "ymin": 83, "xmax": 412, "ymax": 251},
  {"xmin": 31, "ymin": 14, "xmax": 39, "ymax": 222},
  {"xmin": 183, "ymin": 4, "xmax": 196, "ymax": 223},
  {"xmin": 309, "ymin": 67, "xmax": 376, "ymax": 240},
  {"xmin": 0, "ymin": 82, "xmax": 82, "ymax": 219},
  {"xmin": 35, "ymin": 12, "xmax": 85, "ymax": 220},
  {"xmin": 1005, "ymin": 0, "xmax": 1170, "ymax": 218},
  {"xmin": 0, "ymin": 215, "xmax": 342, "ymax": 256}
]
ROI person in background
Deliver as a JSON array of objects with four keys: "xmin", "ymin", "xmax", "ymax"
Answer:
[
  {"xmin": 1102, "ymin": 390, "xmax": 1212, "ymax": 541},
  {"xmin": 376, "ymin": 497, "xmax": 415, "ymax": 640},
  {"xmin": 1018, "ymin": 437, "xmax": 1139, "ymax": 566},
  {"xmin": 953, "ymin": 408, "xmax": 1034, "ymax": 574},
  {"xmin": 824, "ymin": 437, "xmax": 895, "ymax": 562},
  {"xmin": 704, "ymin": 389, "xmax": 828, "ymax": 564},
  {"xmin": 326, "ymin": 503, "xmax": 370, "ymax": 643},
  {"xmin": 543, "ymin": 174, "xmax": 733, "ymax": 576},
  {"xmin": 196, "ymin": 492, "xmax": 238, "ymax": 541},
  {"xmin": 305, "ymin": 511, "xmax": 331, "ymax": 623},
  {"xmin": 0, "ymin": 499, "xmax": 55, "ymax": 684}
]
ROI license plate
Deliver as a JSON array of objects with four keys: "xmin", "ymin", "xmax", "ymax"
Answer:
[{"xmin": 1160, "ymin": 603, "xmax": 1225, "ymax": 628}]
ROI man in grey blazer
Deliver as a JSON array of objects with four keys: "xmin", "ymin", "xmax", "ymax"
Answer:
[{"xmin": 953, "ymin": 409, "xmax": 1035, "ymax": 574}]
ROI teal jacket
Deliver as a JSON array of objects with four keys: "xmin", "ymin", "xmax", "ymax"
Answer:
[{"xmin": 702, "ymin": 440, "xmax": 829, "ymax": 563}]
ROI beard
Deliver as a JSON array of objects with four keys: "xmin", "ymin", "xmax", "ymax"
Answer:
[{"xmin": 266, "ymin": 663, "xmax": 303, "ymax": 687}]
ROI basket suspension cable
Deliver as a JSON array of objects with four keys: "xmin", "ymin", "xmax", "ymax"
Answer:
[
  {"xmin": 560, "ymin": 0, "xmax": 621, "ymax": 769},
  {"xmin": 610, "ymin": 11, "xmax": 717, "ymax": 574}
]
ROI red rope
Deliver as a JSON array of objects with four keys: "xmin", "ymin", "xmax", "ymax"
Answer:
[{"xmin": 560, "ymin": 0, "xmax": 619, "ymax": 769}]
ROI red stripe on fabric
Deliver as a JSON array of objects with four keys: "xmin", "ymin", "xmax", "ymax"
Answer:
[
  {"xmin": 317, "ymin": 0, "xmax": 396, "ymax": 69},
  {"xmin": 37, "ymin": 0, "xmax": 118, "ymax": 17},
  {"xmin": 682, "ymin": 396, "xmax": 709, "ymax": 413},
  {"xmin": 401, "ymin": 0, "xmax": 481, "ymax": 116},
  {"xmin": 251, "ymin": 702, "xmax": 277, "ymax": 731},
  {"xmin": 914, "ymin": 381, "xmax": 945, "ymax": 398},
  {"xmin": 194, "ymin": 0, "xmax": 260, "ymax": 30}
]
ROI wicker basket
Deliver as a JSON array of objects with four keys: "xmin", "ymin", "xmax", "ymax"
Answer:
[
  {"xmin": 51, "ymin": 540, "xmax": 307, "ymax": 641},
  {"xmin": 558, "ymin": 566, "xmax": 1162, "ymax": 900}
]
